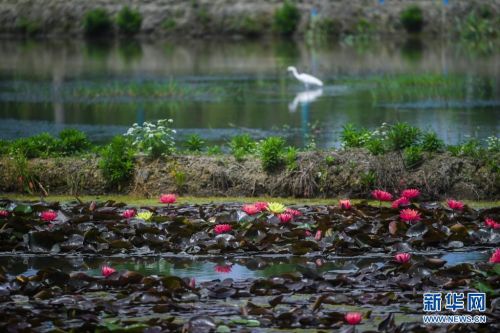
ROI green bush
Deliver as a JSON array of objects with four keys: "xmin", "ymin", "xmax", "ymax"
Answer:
[
  {"xmin": 116, "ymin": 6, "xmax": 142, "ymax": 35},
  {"xmin": 9, "ymin": 133, "xmax": 59, "ymax": 158},
  {"xmin": 230, "ymin": 134, "xmax": 257, "ymax": 155},
  {"xmin": 273, "ymin": 1, "xmax": 300, "ymax": 36},
  {"xmin": 17, "ymin": 18, "xmax": 42, "ymax": 35},
  {"xmin": 387, "ymin": 123, "xmax": 421, "ymax": 150},
  {"xmin": 457, "ymin": 11, "xmax": 497, "ymax": 41},
  {"xmin": 421, "ymin": 132, "xmax": 444, "ymax": 152},
  {"xmin": 99, "ymin": 136, "xmax": 135, "ymax": 188},
  {"xmin": 207, "ymin": 145, "xmax": 222, "ymax": 155},
  {"xmin": 400, "ymin": 5, "xmax": 424, "ymax": 33},
  {"xmin": 403, "ymin": 146, "xmax": 423, "ymax": 169},
  {"xmin": 184, "ymin": 134, "xmax": 204, "ymax": 152},
  {"xmin": 84, "ymin": 8, "xmax": 113, "ymax": 37},
  {"xmin": 0, "ymin": 140, "xmax": 9, "ymax": 155},
  {"xmin": 340, "ymin": 124, "xmax": 371, "ymax": 148},
  {"xmin": 325, "ymin": 155, "xmax": 335, "ymax": 166},
  {"xmin": 59, "ymin": 129, "xmax": 90, "ymax": 155},
  {"xmin": 125, "ymin": 119, "xmax": 176, "ymax": 159},
  {"xmin": 260, "ymin": 137, "xmax": 286, "ymax": 172},
  {"xmin": 365, "ymin": 138, "xmax": 386, "ymax": 155},
  {"xmin": 284, "ymin": 146, "xmax": 298, "ymax": 171}
]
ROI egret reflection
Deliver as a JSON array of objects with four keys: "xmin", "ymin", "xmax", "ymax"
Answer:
[{"xmin": 288, "ymin": 88, "xmax": 323, "ymax": 112}]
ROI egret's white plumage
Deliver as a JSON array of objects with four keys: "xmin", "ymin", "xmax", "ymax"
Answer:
[
  {"xmin": 287, "ymin": 66, "xmax": 323, "ymax": 87},
  {"xmin": 288, "ymin": 89, "xmax": 323, "ymax": 112}
]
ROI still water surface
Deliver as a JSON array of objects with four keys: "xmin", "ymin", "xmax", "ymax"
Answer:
[{"xmin": 0, "ymin": 38, "xmax": 498, "ymax": 147}]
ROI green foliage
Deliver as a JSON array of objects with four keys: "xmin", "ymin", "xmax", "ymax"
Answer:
[
  {"xmin": 9, "ymin": 133, "xmax": 60, "ymax": 158},
  {"xmin": 365, "ymin": 138, "xmax": 386, "ymax": 155},
  {"xmin": 260, "ymin": 137, "xmax": 286, "ymax": 172},
  {"xmin": 116, "ymin": 6, "xmax": 142, "ymax": 35},
  {"xmin": 457, "ymin": 10, "xmax": 498, "ymax": 42},
  {"xmin": 125, "ymin": 119, "xmax": 176, "ymax": 159},
  {"xmin": 0, "ymin": 140, "xmax": 9, "ymax": 155},
  {"xmin": 84, "ymin": 8, "xmax": 112, "ymax": 37},
  {"xmin": 325, "ymin": 156, "xmax": 335, "ymax": 166},
  {"xmin": 207, "ymin": 145, "xmax": 222, "ymax": 155},
  {"xmin": 360, "ymin": 171, "xmax": 376, "ymax": 188},
  {"xmin": 400, "ymin": 5, "xmax": 424, "ymax": 33},
  {"xmin": 340, "ymin": 124, "xmax": 371, "ymax": 148},
  {"xmin": 284, "ymin": 146, "xmax": 298, "ymax": 171},
  {"xmin": 421, "ymin": 132, "xmax": 444, "ymax": 152},
  {"xmin": 99, "ymin": 136, "xmax": 135, "ymax": 188},
  {"xmin": 273, "ymin": 1, "xmax": 300, "ymax": 36},
  {"xmin": 58, "ymin": 129, "xmax": 90, "ymax": 155},
  {"xmin": 162, "ymin": 18, "xmax": 176, "ymax": 31},
  {"xmin": 17, "ymin": 17, "xmax": 42, "ymax": 35},
  {"xmin": 184, "ymin": 134, "xmax": 204, "ymax": 152},
  {"xmin": 403, "ymin": 146, "xmax": 423, "ymax": 169},
  {"xmin": 387, "ymin": 123, "xmax": 421, "ymax": 150},
  {"xmin": 230, "ymin": 134, "xmax": 256, "ymax": 155},
  {"xmin": 486, "ymin": 136, "xmax": 500, "ymax": 153},
  {"xmin": 448, "ymin": 139, "xmax": 485, "ymax": 160}
]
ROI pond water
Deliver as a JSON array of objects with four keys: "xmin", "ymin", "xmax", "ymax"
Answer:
[
  {"xmin": 0, "ymin": 250, "xmax": 488, "ymax": 282},
  {"xmin": 0, "ymin": 38, "xmax": 498, "ymax": 147}
]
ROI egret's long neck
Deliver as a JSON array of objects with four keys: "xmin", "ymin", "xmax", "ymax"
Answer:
[{"xmin": 291, "ymin": 68, "xmax": 300, "ymax": 79}]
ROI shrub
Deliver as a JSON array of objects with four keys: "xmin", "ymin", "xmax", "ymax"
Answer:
[
  {"xmin": 116, "ymin": 6, "xmax": 142, "ymax": 35},
  {"xmin": 125, "ymin": 119, "xmax": 176, "ymax": 159},
  {"xmin": 486, "ymin": 136, "xmax": 500, "ymax": 153},
  {"xmin": 403, "ymin": 146, "xmax": 423, "ymax": 169},
  {"xmin": 284, "ymin": 146, "xmax": 298, "ymax": 171},
  {"xmin": 229, "ymin": 134, "xmax": 256, "ymax": 155},
  {"xmin": 273, "ymin": 1, "xmax": 300, "ymax": 36},
  {"xmin": 387, "ymin": 123, "xmax": 421, "ymax": 150},
  {"xmin": 9, "ymin": 133, "xmax": 59, "ymax": 158},
  {"xmin": 260, "ymin": 137, "xmax": 286, "ymax": 172},
  {"xmin": 365, "ymin": 138, "xmax": 386, "ymax": 155},
  {"xmin": 340, "ymin": 124, "xmax": 371, "ymax": 148},
  {"xmin": 184, "ymin": 134, "xmax": 204, "ymax": 152},
  {"xmin": 325, "ymin": 155, "xmax": 335, "ymax": 166},
  {"xmin": 400, "ymin": 5, "xmax": 424, "ymax": 33},
  {"xmin": 84, "ymin": 8, "xmax": 112, "ymax": 37},
  {"xmin": 59, "ymin": 129, "xmax": 90, "ymax": 155},
  {"xmin": 207, "ymin": 145, "xmax": 222, "ymax": 155},
  {"xmin": 99, "ymin": 136, "xmax": 135, "ymax": 188},
  {"xmin": 421, "ymin": 132, "xmax": 444, "ymax": 152},
  {"xmin": 457, "ymin": 11, "xmax": 497, "ymax": 41}
]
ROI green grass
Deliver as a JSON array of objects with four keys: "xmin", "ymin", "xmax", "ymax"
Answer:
[{"xmin": 2, "ymin": 194, "xmax": 498, "ymax": 209}]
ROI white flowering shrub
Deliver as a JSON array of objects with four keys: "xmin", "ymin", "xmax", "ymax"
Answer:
[
  {"xmin": 125, "ymin": 119, "xmax": 176, "ymax": 158},
  {"xmin": 486, "ymin": 136, "xmax": 500, "ymax": 153}
]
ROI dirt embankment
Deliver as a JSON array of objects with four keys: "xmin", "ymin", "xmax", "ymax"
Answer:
[
  {"xmin": 0, "ymin": 150, "xmax": 498, "ymax": 200},
  {"xmin": 0, "ymin": 0, "xmax": 498, "ymax": 37}
]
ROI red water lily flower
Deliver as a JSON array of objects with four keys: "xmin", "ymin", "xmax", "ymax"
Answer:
[
  {"xmin": 305, "ymin": 230, "xmax": 312, "ymax": 237},
  {"xmin": 215, "ymin": 265, "xmax": 232, "ymax": 273},
  {"xmin": 242, "ymin": 204, "xmax": 260, "ymax": 215},
  {"xmin": 401, "ymin": 188, "xmax": 420, "ymax": 199},
  {"xmin": 447, "ymin": 199, "xmax": 464, "ymax": 211},
  {"xmin": 285, "ymin": 208, "xmax": 302, "ymax": 216},
  {"xmin": 372, "ymin": 189, "xmax": 393, "ymax": 202},
  {"xmin": 101, "ymin": 265, "xmax": 116, "ymax": 277},
  {"xmin": 122, "ymin": 209, "xmax": 136, "ymax": 219},
  {"xmin": 392, "ymin": 196, "xmax": 410, "ymax": 208},
  {"xmin": 489, "ymin": 249, "xmax": 500, "ymax": 263},
  {"xmin": 344, "ymin": 312, "xmax": 362, "ymax": 325},
  {"xmin": 41, "ymin": 210, "xmax": 57, "ymax": 222},
  {"xmin": 214, "ymin": 224, "xmax": 232, "ymax": 234},
  {"xmin": 485, "ymin": 218, "xmax": 500, "ymax": 229},
  {"xmin": 400, "ymin": 209, "xmax": 422, "ymax": 223},
  {"xmin": 159, "ymin": 193, "xmax": 177, "ymax": 204},
  {"xmin": 315, "ymin": 230, "xmax": 322, "ymax": 241},
  {"xmin": 0, "ymin": 210, "xmax": 9, "ymax": 217},
  {"xmin": 254, "ymin": 202, "xmax": 269, "ymax": 212},
  {"xmin": 339, "ymin": 199, "xmax": 352, "ymax": 210},
  {"xmin": 394, "ymin": 252, "xmax": 411, "ymax": 264},
  {"xmin": 278, "ymin": 213, "xmax": 293, "ymax": 224}
]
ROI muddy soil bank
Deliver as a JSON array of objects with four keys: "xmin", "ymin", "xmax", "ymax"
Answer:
[
  {"xmin": 0, "ymin": 150, "xmax": 498, "ymax": 200},
  {"xmin": 0, "ymin": 0, "xmax": 498, "ymax": 38}
]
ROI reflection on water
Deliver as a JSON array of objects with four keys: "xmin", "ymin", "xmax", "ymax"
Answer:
[
  {"xmin": 0, "ymin": 38, "xmax": 498, "ymax": 147},
  {"xmin": 0, "ymin": 251, "xmax": 488, "ymax": 282}
]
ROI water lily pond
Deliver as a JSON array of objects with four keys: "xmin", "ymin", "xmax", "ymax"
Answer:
[{"xmin": 0, "ymin": 39, "xmax": 499, "ymax": 147}]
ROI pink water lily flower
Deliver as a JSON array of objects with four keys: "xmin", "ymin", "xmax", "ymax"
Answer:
[
  {"xmin": 242, "ymin": 204, "xmax": 260, "ymax": 215},
  {"xmin": 254, "ymin": 202, "xmax": 269, "ymax": 212},
  {"xmin": 41, "ymin": 210, "xmax": 57, "ymax": 222},
  {"xmin": 305, "ymin": 230, "xmax": 312, "ymax": 237},
  {"xmin": 278, "ymin": 213, "xmax": 293, "ymax": 224},
  {"xmin": 215, "ymin": 265, "xmax": 232, "ymax": 273},
  {"xmin": 122, "ymin": 209, "xmax": 136, "ymax": 219},
  {"xmin": 401, "ymin": 188, "xmax": 420, "ymax": 199},
  {"xmin": 372, "ymin": 189, "xmax": 393, "ymax": 202},
  {"xmin": 315, "ymin": 230, "xmax": 322, "ymax": 241},
  {"xmin": 344, "ymin": 312, "xmax": 362, "ymax": 325},
  {"xmin": 447, "ymin": 199, "xmax": 464, "ymax": 211},
  {"xmin": 394, "ymin": 252, "xmax": 411, "ymax": 264},
  {"xmin": 0, "ymin": 210, "xmax": 9, "ymax": 217},
  {"xmin": 160, "ymin": 193, "xmax": 177, "ymax": 204},
  {"xmin": 214, "ymin": 224, "xmax": 232, "ymax": 234},
  {"xmin": 285, "ymin": 208, "xmax": 302, "ymax": 216},
  {"xmin": 489, "ymin": 249, "xmax": 500, "ymax": 263},
  {"xmin": 339, "ymin": 199, "xmax": 352, "ymax": 210},
  {"xmin": 101, "ymin": 265, "xmax": 116, "ymax": 277},
  {"xmin": 485, "ymin": 218, "xmax": 500, "ymax": 229},
  {"xmin": 189, "ymin": 277, "xmax": 196, "ymax": 288},
  {"xmin": 392, "ymin": 196, "xmax": 410, "ymax": 208},
  {"xmin": 400, "ymin": 209, "xmax": 422, "ymax": 223}
]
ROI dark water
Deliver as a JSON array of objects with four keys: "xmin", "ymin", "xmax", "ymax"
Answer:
[
  {"xmin": 0, "ymin": 38, "xmax": 498, "ymax": 147},
  {"xmin": 0, "ymin": 251, "xmax": 488, "ymax": 282}
]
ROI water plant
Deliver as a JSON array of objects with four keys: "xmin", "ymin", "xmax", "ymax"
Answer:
[
  {"xmin": 159, "ymin": 193, "xmax": 177, "ymax": 204},
  {"xmin": 273, "ymin": 1, "xmax": 300, "ymax": 36},
  {"xmin": 83, "ymin": 8, "xmax": 112, "ymax": 37},
  {"xmin": 394, "ymin": 253, "xmax": 411, "ymax": 264},
  {"xmin": 267, "ymin": 202, "xmax": 286, "ymax": 214},
  {"xmin": 40, "ymin": 210, "xmax": 57, "ymax": 222},
  {"xmin": 122, "ymin": 209, "xmax": 136, "ymax": 219},
  {"xmin": 214, "ymin": 224, "xmax": 232, "ymax": 234},
  {"xmin": 344, "ymin": 312, "xmax": 362, "ymax": 325},
  {"xmin": 116, "ymin": 6, "xmax": 142, "ymax": 35},
  {"xmin": 101, "ymin": 265, "xmax": 116, "ymax": 277},
  {"xmin": 447, "ymin": 199, "xmax": 464, "ymax": 211},
  {"xmin": 99, "ymin": 136, "xmax": 135, "ymax": 188},
  {"xmin": 400, "ymin": 5, "xmax": 424, "ymax": 33},
  {"xmin": 400, "ymin": 208, "xmax": 421, "ymax": 223},
  {"xmin": 339, "ymin": 199, "xmax": 351, "ymax": 210},
  {"xmin": 125, "ymin": 119, "xmax": 176, "ymax": 159}
]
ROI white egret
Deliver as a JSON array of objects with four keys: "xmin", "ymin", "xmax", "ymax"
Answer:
[{"xmin": 287, "ymin": 66, "xmax": 323, "ymax": 88}]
